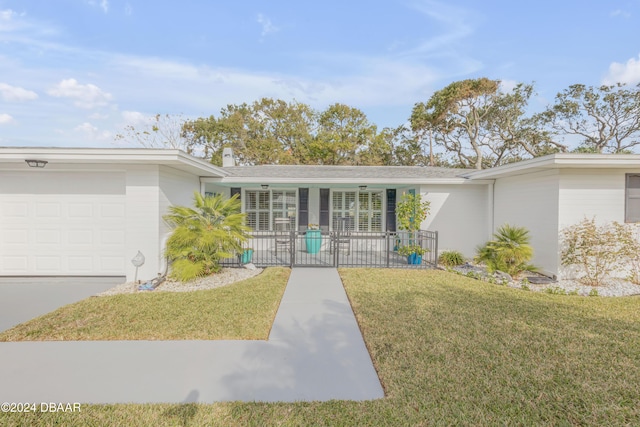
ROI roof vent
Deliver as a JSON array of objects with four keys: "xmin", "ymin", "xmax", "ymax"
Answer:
[{"xmin": 222, "ymin": 147, "xmax": 235, "ymax": 167}]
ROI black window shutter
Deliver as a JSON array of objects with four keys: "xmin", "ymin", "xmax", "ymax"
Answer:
[
  {"xmin": 319, "ymin": 188, "xmax": 330, "ymax": 230},
  {"xmin": 298, "ymin": 188, "xmax": 309, "ymax": 230},
  {"xmin": 230, "ymin": 187, "xmax": 241, "ymax": 200},
  {"xmin": 386, "ymin": 189, "xmax": 396, "ymax": 232}
]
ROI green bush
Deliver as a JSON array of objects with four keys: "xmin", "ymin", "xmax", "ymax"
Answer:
[
  {"xmin": 164, "ymin": 192, "xmax": 250, "ymax": 281},
  {"xmin": 475, "ymin": 224, "xmax": 536, "ymax": 277},
  {"xmin": 438, "ymin": 250, "xmax": 466, "ymax": 267}
]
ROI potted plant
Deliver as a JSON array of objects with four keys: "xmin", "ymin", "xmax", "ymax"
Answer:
[
  {"xmin": 240, "ymin": 248, "xmax": 254, "ymax": 264},
  {"xmin": 398, "ymin": 244, "xmax": 429, "ymax": 264},
  {"xmin": 305, "ymin": 224, "xmax": 322, "ymax": 254},
  {"xmin": 396, "ymin": 192, "xmax": 431, "ymax": 264}
]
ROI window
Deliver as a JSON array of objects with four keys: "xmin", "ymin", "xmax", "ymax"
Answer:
[
  {"xmin": 244, "ymin": 190, "xmax": 297, "ymax": 231},
  {"xmin": 626, "ymin": 174, "xmax": 640, "ymax": 223},
  {"xmin": 332, "ymin": 191, "xmax": 383, "ymax": 232}
]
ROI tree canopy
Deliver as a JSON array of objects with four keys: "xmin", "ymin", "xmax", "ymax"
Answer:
[
  {"xmin": 538, "ymin": 83, "xmax": 640, "ymax": 153},
  {"xmin": 118, "ymin": 79, "xmax": 640, "ymax": 169}
]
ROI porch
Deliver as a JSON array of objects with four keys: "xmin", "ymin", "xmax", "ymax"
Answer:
[{"xmin": 221, "ymin": 230, "xmax": 438, "ymax": 268}]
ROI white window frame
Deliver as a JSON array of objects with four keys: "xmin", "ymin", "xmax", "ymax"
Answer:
[
  {"xmin": 243, "ymin": 188, "xmax": 298, "ymax": 231},
  {"xmin": 330, "ymin": 189, "xmax": 385, "ymax": 232}
]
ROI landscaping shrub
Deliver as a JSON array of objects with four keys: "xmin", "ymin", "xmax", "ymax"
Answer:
[
  {"xmin": 164, "ymin": 192, "xmax": 250, "ymax": 281},
  {"xmin": 438, "ymin": 250, "xmax": 466, "ymax": 266},
  {"xmin": 475, "ymin": 224, "xmax": 536, "ymax": 277},
  {"xmin": 560, "ymin": 218, "xmax": 632, "ymax": 286}
]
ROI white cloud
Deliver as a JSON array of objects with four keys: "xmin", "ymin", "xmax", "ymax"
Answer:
[
  {"xmin": 0, "ymin": 83, "xmax": 38, "ymax": 101},
  {"xmin": 74, "ymin": 122, "xmax": 112, "ymax": 140},
  {"xmin": 603, "ymin": 54, "xmax": 640, "ymax": 85},
  {"xmin": 257, "ymin": 13, "xmax": 279, "ymax": 39},
  {"xmin": 0, "ymin": 113, "xmax": 15, "ymax": 124},
  {"xmin": 121, "ymin": 110, "xmax": 147, "ymax": 124},
  {"xmin": 89, "ymin": 112, "xmax": 109, "ymax": 120},
  {"xmin": 610, "ymin": 9, "xmax": 631, "ymax": 18},
  {"xmin": 47, "ymin": 78, "xmax": 113, "ymax": 109},
  {"xmin": 87, "ymin": 0, "xmax": 109, "ymax": 13},
  {"xmin": 499, "ymin": 79, "xmax": 518, "ymax": 93}
]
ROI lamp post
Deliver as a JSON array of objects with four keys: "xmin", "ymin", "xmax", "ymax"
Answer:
[{"xmin": 131, "ymin": 251, "xmax": 145, "ymax": 283}]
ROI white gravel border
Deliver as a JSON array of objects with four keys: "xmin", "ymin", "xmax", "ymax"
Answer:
[
  {"xmin": 97, "ymin": 266, "xmax": 264, "ymax": 296},
  {"xmin": 445, "ymin": 263, "xmax": 640, "ymax": 297}
]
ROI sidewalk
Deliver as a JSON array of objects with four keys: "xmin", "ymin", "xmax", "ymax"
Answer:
[{"xmin": 0, "ymin": 268, "xmax": 384, "ymax": 403}]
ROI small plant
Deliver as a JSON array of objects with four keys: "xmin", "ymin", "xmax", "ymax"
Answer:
[
  {"xmin": 521, "ymin": 284, "xmax": 530, "ymax": 291},
  {"xmin": 568, "ymin": 289, "xmax": 579, "ymax": 296},
  {"xmin": 588, "ymin": 288, "xmax": 599, "ymax": 297},
  {"xmin": 521, "ymin": 277, "xmax": 530, "ymax": 285},
  {"xmin": 561, "ymin": 218, "xmax": 629, "ymax": 286},
  {"xmin": 545, "ymin": 286, "xmax": 567, "ymax": 295},
  {"xmin": 438, "ymin": 250, "xmax": 466, "ymax": 267},
  {"xmin": 397, "ymin": 244, "xmax": 429, "ymax": 257},
  {"xmin": 475, "ymin": 224, "xmax": 536, "ymax": 277}
]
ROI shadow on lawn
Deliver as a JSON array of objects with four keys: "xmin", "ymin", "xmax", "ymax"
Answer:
[{"xmin": 162, "ymin": 390, "xmax": 199, "ymax": 427}]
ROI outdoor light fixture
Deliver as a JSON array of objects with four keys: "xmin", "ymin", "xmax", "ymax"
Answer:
[
  {"xmin": 261, "ymin": 184, "xmax": 269, "ymax": 189},
  {"xmin": 131, "ymin": 251, "xmax": 145, "ymax": 283},
  {"xmin": 359, "ymin": 185, "xmax": 367, "ymax": 191},
  {"xmin": 25, "ymin": 159, "xmax": 48, "ymax": 168}
]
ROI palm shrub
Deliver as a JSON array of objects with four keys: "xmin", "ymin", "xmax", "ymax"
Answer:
[
  {"xmin": 475, "ymin": 224, "xmax": 536, "ymax": 277},
  {"xmin": 163, "ymin": 192, "xmax": 250, "ymax": 281}
]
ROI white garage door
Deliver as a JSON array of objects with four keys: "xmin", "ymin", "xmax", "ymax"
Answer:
[{"xmin": 0, "ymin": 171, "xmax": 126, "ymax": 276}]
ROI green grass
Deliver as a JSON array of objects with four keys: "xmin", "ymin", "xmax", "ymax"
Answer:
[
  {"xmin": 0, "ymin": 268, "xmax": 290, "ymax": 341},
  {"xmin": 2, "ymin": 268, "xmax": 640, "ymax": 426}
]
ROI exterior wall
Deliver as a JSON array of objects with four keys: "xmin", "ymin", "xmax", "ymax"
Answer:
[
  {"xmin": 557, "ymin": 169, "xmax": 640, "ymax": 226},
  {"xmin": 124, "ymin": 165, "xmax": 162, "ymax": 282},
  {"xmin": 557, "ymin": 168, "xmax": 640, "ymax": 279},
  {"xmin": 419, "ymin": 184, "xmax": 491, "ymax": 259},
  {"xmin": 493, "ymin": 170, "xmax": 560, "ymax": 277},
  {"xmin": 158, "ymin": 166, "xmax": 202, "ymax": 276}
]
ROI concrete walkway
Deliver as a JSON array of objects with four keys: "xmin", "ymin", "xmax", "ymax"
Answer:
[{"xmin": 0, "ymin": 268, "xmax": 384, "ymax": 403}]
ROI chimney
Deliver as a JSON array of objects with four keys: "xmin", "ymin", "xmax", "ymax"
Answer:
[{"xmin": 222, "ymin": 147, "xmax": 235, "ymax": 167}]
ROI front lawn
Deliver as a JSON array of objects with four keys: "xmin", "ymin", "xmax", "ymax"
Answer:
[
  {"xmin": 2, "ymin": 268, "xmax": 639, "ymax": 426},
  {"xmin": 0, "ymin": 267, "xmax": 289, "ymax": 341}
]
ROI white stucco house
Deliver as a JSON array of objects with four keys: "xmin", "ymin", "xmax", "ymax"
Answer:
[{"xmin": 1, "ymin": 147, "xmax": 639, "ymax": 282}]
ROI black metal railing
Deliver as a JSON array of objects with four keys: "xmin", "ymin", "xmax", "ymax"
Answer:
[{"xmin": 220, "ymin": 230, "xmax": 438, "ymax": 269}]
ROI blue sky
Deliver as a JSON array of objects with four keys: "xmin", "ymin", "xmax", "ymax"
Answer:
[{"xmin": 1, "ymin": 0, "xmax": 640, "ymax": 148}]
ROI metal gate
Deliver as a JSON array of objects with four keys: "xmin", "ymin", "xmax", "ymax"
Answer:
[{"xmin": 223, "ymin": 230, "xmax": 438, "ymax": 269}]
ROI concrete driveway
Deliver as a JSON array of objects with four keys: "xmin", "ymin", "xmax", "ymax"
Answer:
[{"xmin": 0, "ymin": 276, "xmax": 124, "ymax": 332}]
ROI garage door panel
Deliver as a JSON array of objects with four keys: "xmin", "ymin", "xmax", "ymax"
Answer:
[
  {"xmin": 35, "ymin": 203, "xmax": 61, "ymax": 217},
  {"xmin": 2, "ymin": 202, "xmax": 28, "ymax": 217},
  {"xmin": 3, "ymin": 229, "xmax": 28, "ymax": 244},
  {"xmin": 68, "ymin": 256, "xmax": 95, "ymax": 273},
  {"xmin": 0, "ymin": 172, "xmax": 126, "ymax": 276},
  {"xmin": 68, "ymin": 229, "xmax": 93, "ymax": 244}
]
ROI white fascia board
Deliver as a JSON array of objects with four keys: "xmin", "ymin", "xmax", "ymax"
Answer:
[
  {"xmin": 210, "ymin": 177, "xmax": 480, "ymax": 185},
  {"xmin": 0, "ymin": 147, "xmax": 228, "ymax": 177},
  {"xmin": 463, "ymin": 153, "xmax": 640, "ymax": 180}
]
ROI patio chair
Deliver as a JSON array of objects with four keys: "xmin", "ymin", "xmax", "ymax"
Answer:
[
  {"xmin": 274, "ymin": 217, "xmax": 292, "ymax": 258},
  {"xmin": 330, "ymin": 217, "xmax": 351, "ymax": 255}
]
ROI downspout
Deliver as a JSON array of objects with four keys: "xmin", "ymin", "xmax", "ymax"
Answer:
[{"xmin": 488, "ymin": 180, "xmax": 495, "ymax": 239}]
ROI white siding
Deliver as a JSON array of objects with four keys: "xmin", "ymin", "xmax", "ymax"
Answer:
[
  {"xmin": 125, "ymin": 165, "xmax": 161, "ymax": 282},
  {"xmin": 419, "ymin": 184, "xmax": 491, "ymax": 259},
  {"xmin": 493, "ymin": 170, "xmax": 560, "ymax": 277},
  {"xmin": 159, "ymin": 166, "xmax": 202, "ymax": 273},
  {"xmin": 557, "ymin": 169, "xmax": 640, "ymax": 226}
]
